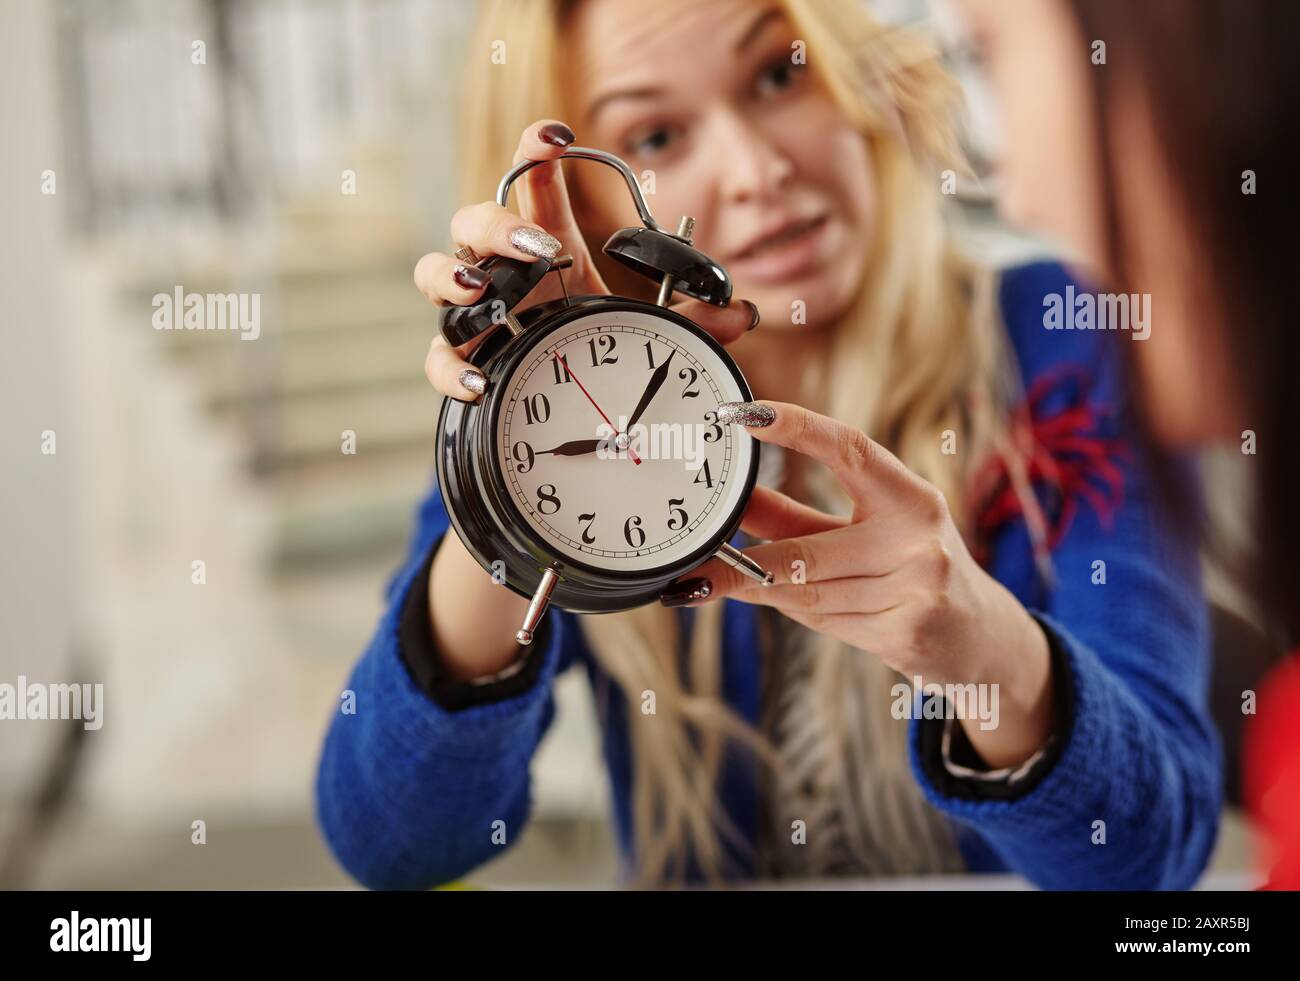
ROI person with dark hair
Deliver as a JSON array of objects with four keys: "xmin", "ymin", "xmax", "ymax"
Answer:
[{"xmin": 955, "ymin": 0, "xmax": 1300, "ymax": 888}]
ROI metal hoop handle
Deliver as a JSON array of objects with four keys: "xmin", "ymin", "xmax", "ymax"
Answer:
[{"xmin": 495, "ymin": 147, "xmax": 662, "ymax": 232}]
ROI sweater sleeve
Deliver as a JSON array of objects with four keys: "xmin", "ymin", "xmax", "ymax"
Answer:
[
  {"xmin": 313, "ymin": 479, "xmax": 582, "ymax": 890},
  {"xmin": 907, "ymin": 262, "xmax": 1222, "ymax": 890}
]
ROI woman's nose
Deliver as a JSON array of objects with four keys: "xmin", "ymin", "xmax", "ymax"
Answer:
[{"xmin": 710, "ymin": 111, "xmax": 795, "ymax": 204}]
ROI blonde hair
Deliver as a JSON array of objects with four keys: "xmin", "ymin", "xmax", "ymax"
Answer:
[{"xmin": 459, "ymin": 0, "xmax": 1030, "ymax": 886}]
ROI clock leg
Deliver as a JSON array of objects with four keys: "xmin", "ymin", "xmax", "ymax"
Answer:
[
  {"xmin": 715, "ymin": 542, "xmax": 775, "ymax": 586},
  {"xmin": 516, "ymin": 564, "xmax": 562, "ymax": 645}
]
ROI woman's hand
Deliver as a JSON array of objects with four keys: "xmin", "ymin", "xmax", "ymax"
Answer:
[
  {"xmin": 666, "ymin": 400, "xmax": 1057, "ymax": 770},
  {"xmin": 415, "ymin": 119, "xmax": 760, "ymax": 402}
]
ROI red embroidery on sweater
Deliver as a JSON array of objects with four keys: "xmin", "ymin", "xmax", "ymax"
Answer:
[{"xmin": 971, "ymin": 367, "xmax": 1128, "ymax": 567}]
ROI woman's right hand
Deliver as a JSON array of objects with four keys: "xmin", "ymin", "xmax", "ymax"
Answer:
[{"xmin": 415, "ymin": 119, "xmax": 760, "ymax": 403}]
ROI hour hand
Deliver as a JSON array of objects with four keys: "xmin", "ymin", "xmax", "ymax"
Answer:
[{"xmin": 536, "ymin": 438, "xmax": 606, "ymax": 457}]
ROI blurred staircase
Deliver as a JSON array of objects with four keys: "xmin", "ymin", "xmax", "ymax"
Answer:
[
  {"xmin": 138, "ymin": 141, "xmax": 442, "ymax": 578},
  {"xmin": 89, "ymin": 126, "xmax": 610, "ymax": 834}
]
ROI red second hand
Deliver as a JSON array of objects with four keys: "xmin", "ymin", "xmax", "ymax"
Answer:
[{"xmin": 556, "ymin": 353, "xmax": 641, "ymax": 465}]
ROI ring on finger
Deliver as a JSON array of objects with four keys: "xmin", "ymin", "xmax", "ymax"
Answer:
[{"xmin": 454, "ymin": 244, "xmax": 482, "ymax": 264}]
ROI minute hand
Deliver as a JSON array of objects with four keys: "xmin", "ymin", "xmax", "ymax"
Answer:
[{"xmin": 626, "ymin": 349, "xmax": 677, "ymax": 430}]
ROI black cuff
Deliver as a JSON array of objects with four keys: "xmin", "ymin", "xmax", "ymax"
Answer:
[
  {"xmin": 398, "ymin": 539, "xmax": 551, "ymax": 711},
  {"xmin": 915, "ymin": 613, "xmax": 1075, "ymax": 801}
]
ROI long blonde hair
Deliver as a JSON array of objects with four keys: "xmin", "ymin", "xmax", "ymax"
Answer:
[{"xmin": 459, "ymin": 0, "xmax": 1030, "ymax": 886}]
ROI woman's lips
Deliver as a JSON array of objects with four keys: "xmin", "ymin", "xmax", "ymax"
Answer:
[{"xmin": 724, "ymin": 215, "xmax": 830, "ymax": 284}]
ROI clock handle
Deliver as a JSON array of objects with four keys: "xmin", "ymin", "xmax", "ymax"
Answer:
[
  {"xmin": 516, "ymin": 564, "xmax": 562, "ymax": 645},
  {"xmin": 495, "ymin": 147, "xmax": 733, "ymax": 308},
  {"xmin": 496, "ymin": 147, "xmax": 661, "ymax": 230},
  {"xmin": 715, "ymin": 542, "xmax": 775, "ymax": 586}
]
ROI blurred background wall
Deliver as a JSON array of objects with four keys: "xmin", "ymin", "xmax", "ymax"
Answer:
[{"xmin": 0, "ymin": 0, "xmax": 1263, "ymax": 888}]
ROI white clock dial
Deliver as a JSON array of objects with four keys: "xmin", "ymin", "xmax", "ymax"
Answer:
[{"xmin": 495, "ymin": 308, "xmax": 754, "ymax": 573}]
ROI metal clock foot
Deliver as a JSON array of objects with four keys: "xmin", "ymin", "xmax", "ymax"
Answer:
[
  {"xmin": 516, "ymin": 565, "xmax": 562, "ymax": 645},
  {"xmin": 715, "ymin": 542, "xmax": 774, "ymax": 585}
]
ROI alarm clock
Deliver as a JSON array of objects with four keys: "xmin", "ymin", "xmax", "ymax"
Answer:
[{"xmin": 436, "ymin": 147, "xmax": 773, "ymax": 645}]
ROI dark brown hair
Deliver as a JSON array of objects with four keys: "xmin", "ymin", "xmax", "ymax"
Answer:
[{"xmin": 1063, "ymin": 0, "xmax": 1300, "ymax": 644}]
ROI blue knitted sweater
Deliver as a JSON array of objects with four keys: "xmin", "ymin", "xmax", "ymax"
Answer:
[{"xmin": 314, "ymin": 262, "xmax": 1222, "ymax": 890}]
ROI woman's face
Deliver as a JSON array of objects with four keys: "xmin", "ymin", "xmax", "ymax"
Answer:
[
  {"xmin": 564, "ymin": 0, "xmax": 876, "ymax": 330},
  {"xmin": 954, "ymin": 0, "xmax": 1242, "ymax": 447}
]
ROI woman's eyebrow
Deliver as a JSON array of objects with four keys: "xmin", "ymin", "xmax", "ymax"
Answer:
[
  {"xmin": 585, "ymin": 86, "xmax": 663, "ymax": 124},
  {"xmin": 734, "ymin": 6, "xmax": 783, "ymax": 52}
]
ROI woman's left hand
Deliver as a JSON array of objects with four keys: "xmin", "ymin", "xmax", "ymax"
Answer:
[{"xmin": 665, "ymin": 400, "xmax": 1057, "ymax": 769}]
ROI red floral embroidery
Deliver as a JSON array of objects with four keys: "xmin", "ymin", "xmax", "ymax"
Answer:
[{"xmin": 970, "ymin": 367, "xmax": 1129, "ymax": 569}]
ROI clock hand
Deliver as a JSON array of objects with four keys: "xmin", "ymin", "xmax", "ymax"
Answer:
[
  {"xmin": 626, "ymin": 348, "xmax": 676, "ymax": 431},
  {"xmin": 536, "ymin": 438, "xmax": 605, "ymax": 456},
  {"xmin": 555, "ymin": 353, "xmax": 642, "ymax": 465}
]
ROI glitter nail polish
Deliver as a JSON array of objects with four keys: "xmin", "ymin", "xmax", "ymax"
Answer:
[
  {"xmin": 509, "ymin": 226, "xmax": 562, "ymax": 261},
  {"xmin": 716, "ymin": 401, "xmax": 775, "ymax": 428}
]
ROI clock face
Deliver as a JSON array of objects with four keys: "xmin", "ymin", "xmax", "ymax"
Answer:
[{"xmin": 494, "ymin": 308, "xmax": 755, "ymax": 574}]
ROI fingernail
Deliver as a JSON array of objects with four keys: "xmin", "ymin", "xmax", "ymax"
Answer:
[
  {"xmin": 716, "ymin": 401, "xmax": 775, "ymax": 428},
  {"xmin": 510, "ymin": 226, "xmax": 562, "ymax": 260},
  {"xmin": 459, "ymin": 368, "xmax": 487, "ymax": 396},
  {"xmin": 539, "ymin": 122, "xmax": 576, "ymax": 147},
  {"xmin": 740, "ymin": 299, "xmax": 760, "ymax": 331},
  {"xmin": 453, "ymin": 263, "xmax": 491, "ymax": 290},
  {"xmin": 660, "ymin": 577, "xmax": 712, "ymax": 607}
]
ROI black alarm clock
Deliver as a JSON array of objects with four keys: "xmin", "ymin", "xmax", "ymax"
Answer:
[{"xmin": 436, "ymin": 147, "xmax": 772, "ymax": 645}]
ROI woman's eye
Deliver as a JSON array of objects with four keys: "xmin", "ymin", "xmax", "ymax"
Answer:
[
  {"xmin": 625, "ymin": 126, "xmax": 678, "ymax": 159},
  {"xmin": 755, "ymin": 58, "xmax": 806, "ymax": 98}
]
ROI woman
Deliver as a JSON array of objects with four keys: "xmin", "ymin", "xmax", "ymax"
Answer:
[
  {"xmin": 951, "ymin": 0, "xmax": 1298, "ymax": 888},
  {"xmin": 315, "ymin": 0, "xmax": 1219, "ymax": 888}
]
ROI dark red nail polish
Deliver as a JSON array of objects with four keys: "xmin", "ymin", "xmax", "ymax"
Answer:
[
  {"xmin": 660, "ymin": 577, "xmax": 712, "ymax": 607},
  {"xmin": 741, "ymin": 299, "xmax": 760, "ymax": 330},
  {"xmin": 539, "ymin": 123, "xmax": 576, "ymax": 147},
  {"xmin": 453, "ymin": 263, "xmax": 491, "ymax": 290}
]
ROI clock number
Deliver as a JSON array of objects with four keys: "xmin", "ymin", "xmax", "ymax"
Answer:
[
  {"xmin": 667, "ymin": 497, "xmax": 689, "ymax": 531},
  {"xmin": 679, "ymin": 367, "xmax": 700, "ymax": 398},
  {"xmin": 551, "ymin": 357, "xmax": 574, "ymax": 385},
  {"xmin": 511, "ymin": 440, "xmax": 535, "ymax": 474},
  {"xmin": 702, "ymin": 410, "xmax": 723, "ymax": 443},
  {"xmin": 693, "ymin": 459, "xmax": 714, "ymax": 489},
  {"xmin": 536, "ymin": 484, "xmax": 561, "ymax": 515},
  {"xmin": 623, "ymin": 515, "xmax": 645, "ymax": 548},
  {"xmin": 521, "ymin": 392, "xmax": 551, "ymax": 425},
  {"xmin": 643, "ymin": 341, "xmax": 658, "ymax": 369},
  {"xmin": 578, "ymin": 512, "xmax": 596, "ymax": 545},
  {"xmin": 587, "ymin": 334, "xmax": 618, "ymax": 367}
]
